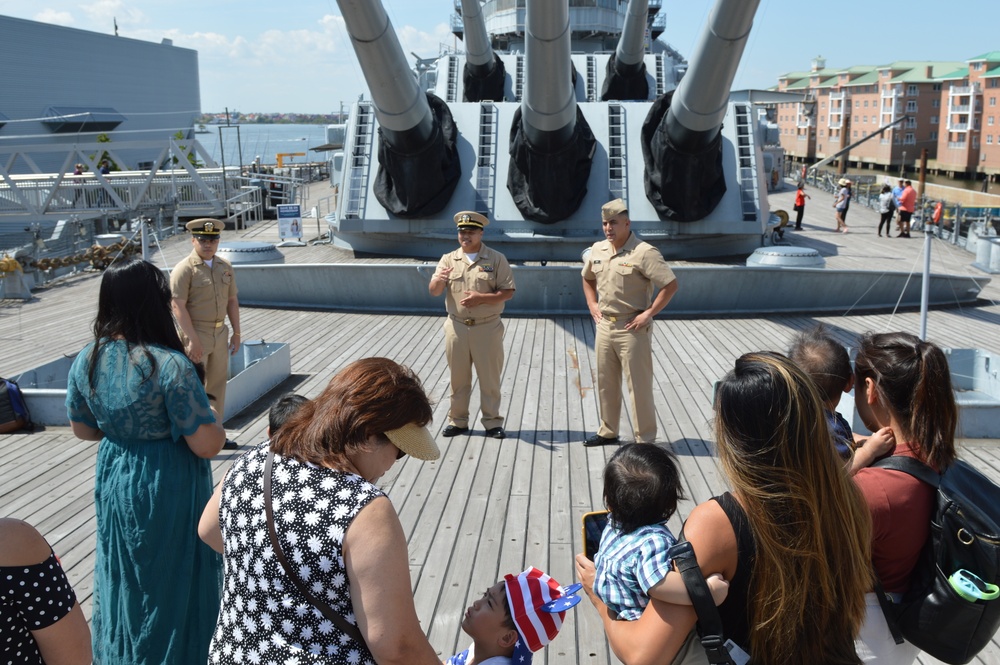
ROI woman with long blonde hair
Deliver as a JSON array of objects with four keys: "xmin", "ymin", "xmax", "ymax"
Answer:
[{"xmin": 577, "ymin": 352, "xmax": 873, "ymax": 664}]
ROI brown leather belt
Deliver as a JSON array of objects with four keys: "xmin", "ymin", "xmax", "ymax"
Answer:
[{"xmin": 449, "ymin": 313, "xmax": 501, "ymax": 326}]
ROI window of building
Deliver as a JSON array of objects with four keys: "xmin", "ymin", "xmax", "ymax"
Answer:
[
  {"xmin": 973, "ymin": 136, "xmax": 980, "ymax": 148},
  {"xmin": 820, "ymin": 129, "xmax": 825, "ymax": 137},
  {"xmin": 932, "ymin": 99, "xmax": 939, "ymax": 108},
  {"xmin": 906, "ymin": 100, "xmax": 917, "ymax": 112},
  {"xmin": 930, "ymin": 115, "xmax": 938, "ymax": 124},
  {"xmin": 991, "ymin": 97, "xmax": 997, "ymax": 106},
  {"xmin": 40, "ymin": 106, "xmax": 125, "ymax": 133},
  {"xmin": 930, "ymin": 131, "xmax": 938, "ymax": 140},
  {"xmin": 821, "ymin": 101, "xmax": 826, "ymax": 108},
  {"xmin": 906, "ymin": 117, "xmax": 916, "ymax": 128},
  {"xmin": 988, "ymin": 135, "xmax": 994, "ymax": 145},
  {"xmin": 933, "ymin": 83, "xmax": 942, "ymax": 91},
  {"xmin": 854, "ymin": 130, "xmax": 859, "ymax": 138},
  {"xmin": 990, "ymin": 116, "xmax": 995, "ymax": 126},
  {"xmin": 864, "ymin": 100, "xmax": 869, "ymax": 108},
  {"xmin": 908, "ymin": 84, "xmax": 918, "ymax": 95},
  {"xmin": 855, "ymin": 100, "xmax": 861, "ymax": 108},
  {"xmin": 905, "ymin": 133, "xmax": 915, "ymax": 144},
  {"xmin": 975, "ymin": 119, "xmax": 981, "ymax": 130}
]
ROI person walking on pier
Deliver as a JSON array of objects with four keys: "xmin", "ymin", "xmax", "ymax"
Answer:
[
  {"xmin": 581, "ymin": 199, "xmax": 678, "ymax": 446},
  {"xmin": 429, "ymin": 211, "xmax": 515, "ymax": 439},
  {"xmin": 834, "ymin": 178, "xmax": 852, "ymax": 233},
  {"xmin": 793, "ymin": 181, "xmax": 811, "ymax": 230},
  {"xmin": 897, "ymin": 180, "xmax": 916, "ymax": 238},
  {"xmin": 170, "ymin": 218, "xmax": 241, "ymax": 449}
]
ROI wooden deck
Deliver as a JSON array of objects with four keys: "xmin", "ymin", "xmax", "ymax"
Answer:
[{"xmin": 2, "ymin": 182, "xmax": 999, "ymax": 664}]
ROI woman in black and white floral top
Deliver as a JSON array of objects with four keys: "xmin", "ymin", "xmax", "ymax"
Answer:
[{"xmin": 200, "ymin": 357, "xmax": 443, "ymax": 665}]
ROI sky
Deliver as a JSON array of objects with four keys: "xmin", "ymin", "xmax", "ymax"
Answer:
[{"xmin": 3, "ymin": 0, "xmax": 1000, "ymax": 114}]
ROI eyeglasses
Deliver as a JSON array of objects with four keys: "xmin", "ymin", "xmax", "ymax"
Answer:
[{"xmin": 194, "ymin": 236, "xmax": 220, "ymax": 244}]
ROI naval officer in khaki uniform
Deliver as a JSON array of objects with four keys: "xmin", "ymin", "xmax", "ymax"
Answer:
[
  {"xmin": 429, "ymin": 211, "xmax": 515, "ymax": 439},
  {"xmin": 170, "ymin": 219, "xmax": 241, "ymax": 448},
  {"xmin": 581, "ymin": 199, "xmax": 678, "ymax": 446}
]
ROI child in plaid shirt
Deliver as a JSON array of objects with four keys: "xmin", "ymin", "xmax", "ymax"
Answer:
[{"xmin": 593, "ymin": 444, "xmax": 728, "ymax": 620}]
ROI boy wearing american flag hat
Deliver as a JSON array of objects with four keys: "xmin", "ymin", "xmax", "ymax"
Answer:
[{"xmin": 446, "ymin": 567, "xmax": 581, "ymax": 665}]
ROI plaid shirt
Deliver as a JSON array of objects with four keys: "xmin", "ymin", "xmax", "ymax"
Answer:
[{"xmin": 593, "ymin": 520, "xmax": 676, "ymax": 620}]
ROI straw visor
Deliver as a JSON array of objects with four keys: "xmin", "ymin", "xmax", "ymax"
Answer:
[{"xmin": 384, "ymin": 422, "xmax": 440, "ymax": 460}]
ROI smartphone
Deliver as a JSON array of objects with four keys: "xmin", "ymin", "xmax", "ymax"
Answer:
[{"xmin": 581, "ymin": 510, "xmax": 610, "ymax": 559}]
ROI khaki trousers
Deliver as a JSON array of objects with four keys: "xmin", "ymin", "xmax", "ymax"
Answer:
[
  {"xmin": 194, "ymin": 324, "xmax": 229, "ymax": 419},
  {"xmin": 595, "ymin": 317, "xmax": 656, "ymax": 442},
  {"xmin": 444, "ymin": 317, "xmax": 505, "ymax": 429}
]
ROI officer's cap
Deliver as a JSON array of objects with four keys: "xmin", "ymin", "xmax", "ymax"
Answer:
[
  {"xmin": 186, "ymin": 218, "xmax": 222, "ymax": 236},
  {"xmin": 601, "ymin": 199, "xmax": 628, "ymax": 222},
  {"xmin": 453, "ymin": 211, "xmax": 488, "ymax": 230}
]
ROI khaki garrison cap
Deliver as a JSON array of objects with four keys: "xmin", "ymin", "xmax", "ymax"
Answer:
[
  {"xmin": 453, "ymin": 211, "xmax": 489, "ymax": 230},
  {"xmin": 186, "ymin": 218, "xmax": 222, "ymax": 236},
  {"xmin": 601, "ymin": 199, "xmax": 628, "ymax": 221}
]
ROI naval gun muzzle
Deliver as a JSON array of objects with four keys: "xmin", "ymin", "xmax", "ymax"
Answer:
[
  {"xmin": 602, "ymin": 0, "xmax": 650, "ymax": 101},
  {"xmin": 642, "ymin": 0, "xmax": 760, "ymax": 221},
  {"xmin": 460, "ymin": 0, "xmax": 505, "ymax": 102},
  {"xmin": 337, "ymin": 0, "xmax": 460, "ymax": 217},
  {"xmin": 507, "ymin": 0, "xmax": 596, "ymax": 224}
]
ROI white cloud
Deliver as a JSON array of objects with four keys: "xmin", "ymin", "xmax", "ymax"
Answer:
[
  {"xmin": 33, "ymin": 9, "xmax": 74, "ymax": 26},
  {"xmin": 80, "ymin": 0, "xmax": 145, "ymax": 28}
]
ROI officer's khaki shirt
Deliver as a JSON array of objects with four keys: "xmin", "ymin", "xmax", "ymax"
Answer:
[
  {"xmin": 436, "ymin": 243, "xmax": 515, "ymax": 319},
  {"xmin": 170, "ymin": 250, "xmax": 238, "ymax": 328},
  {"xmin": 581, "ymin": 232, "xmax": 675, "ymax": 316}
]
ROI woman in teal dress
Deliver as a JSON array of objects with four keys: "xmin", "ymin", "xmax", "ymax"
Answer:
[{"xmin": 65, "ymin": 258, "xmax": 226, "ymax": 664}]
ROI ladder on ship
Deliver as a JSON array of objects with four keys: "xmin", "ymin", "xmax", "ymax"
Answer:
[
  {"xmin": 475, "ymin": 103, "xmax": 499, "ymax": 216},
  {"xmin": 587, "ymin": 56, "xmax": 597, "ymax": 102},
  {"xmin": 446, "ymin": 56, "xmax": 459, "ymax": 103},
  {"xmin": 344, "ymin": 103, "xmax": 374, "ymax": 220},
  {"xmin": 515, "ymin": 55, "xmax": 525, "ymax": 101},
  {"xmin": 608, "ymin": 103, "xmax": 627, "ymax": 200},
  {"xmin": 655, "ymin": 55, "xmax": 666, "ymax": 96},
  {"xmin": 733, "ymin": 103, "xmax": 761, "ymax": 222}
]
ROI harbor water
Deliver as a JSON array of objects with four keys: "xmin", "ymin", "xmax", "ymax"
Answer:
[{"xmin": 195, "ymin": 123, "xmax": 328, "ymax": 167}]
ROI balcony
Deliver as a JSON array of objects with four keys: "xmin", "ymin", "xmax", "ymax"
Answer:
[
  {"xmin": 947, "ymin": 141, "xmax": 968, "ymax": 149},
  {"xmin": 951, "ymin": 105, "xmax": 971, "ymax": 113}
]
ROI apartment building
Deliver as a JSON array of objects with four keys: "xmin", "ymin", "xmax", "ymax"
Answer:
[{"xmin": 935, "ymin": 52, "xmax": 1000, "ymax": 180}]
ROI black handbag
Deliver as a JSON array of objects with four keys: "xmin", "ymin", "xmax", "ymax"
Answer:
[{"xmin": 263, "ymin": 450, "xmax": 368, "ymax": 648}]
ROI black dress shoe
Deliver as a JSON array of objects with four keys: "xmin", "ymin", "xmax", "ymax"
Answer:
[
  {"xmin": 443, "ymin": 425, "xmax": 469, "ymax": 437},
  {"xmin": 223, "ymin": 438, "xmax": 239, "ymax": 450},
  {"xmin": 583, "ymin": 434, "xmax": 619, "ymax": 447},
  {"xmin": 485, "ymin": 427, "xmax": 506, "ymax": 439}
]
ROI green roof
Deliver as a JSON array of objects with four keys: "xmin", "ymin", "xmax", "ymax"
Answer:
[
  {"xmin": 784, "ymin": 78, "xmax": 812, "ymax": 90},
  {"xmin": 936, "ymin": 67, "xmax": 969, "ymax": 81},
  {"xmin": 969, "ymin": 51, "xmax": 1000, "ymax": 63},
  {"xmin": 984, "ymin": 65, "xmax": 1000, "ymax": 78},
  {"xmin": 843, "ymin": 70, "xmax": 881, "ymax": 86},
  {"xmin": 813, "ymin": 75, "xmax": 841, "ymax": 89}
]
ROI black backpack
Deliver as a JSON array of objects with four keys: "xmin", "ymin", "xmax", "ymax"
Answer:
[
  {"xmin": 0, "ymin": 376, "xmax": 33, "ymax": 434},
  {"xmin": 873, "ymin": 456, "xmax": 1000, "ymax": 664}
]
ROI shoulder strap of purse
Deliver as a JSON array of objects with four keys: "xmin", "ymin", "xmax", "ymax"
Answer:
[
  {"xmin": 264, "ymin": 450, "xmax": 368, "ymax": 647},
  {"xmin": 667, "ymin": 539, "xmax": 736, "ymax": 665}
]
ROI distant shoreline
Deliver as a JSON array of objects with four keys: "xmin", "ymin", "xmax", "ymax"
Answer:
[{"xmin": 197, "ymin": 115, "xmax": 344, "ymax": 126}]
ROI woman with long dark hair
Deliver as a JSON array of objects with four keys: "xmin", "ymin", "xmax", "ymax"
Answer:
[
  {"xmin": 853, "ymin": 332, "xmax": 958, "ymax": 663},
  {"xmin": 577, "ymin": 352, "xmax": 873, "ymax": 665},
  {"xmin": 65, "ymin": 258, "xmax": 225, "ymax": 664}
]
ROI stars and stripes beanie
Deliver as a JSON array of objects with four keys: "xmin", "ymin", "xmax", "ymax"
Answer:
[{"xmin": 503, "ymin": 567, "xmax": 582, "ymax": 655}]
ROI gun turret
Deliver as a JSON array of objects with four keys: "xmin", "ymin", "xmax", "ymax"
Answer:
[
  {"xmin": 642, "ymin": 0, "xmax": 760, "ymax": 221},
  {"xmin": 460, "ymin": 0, "xmax": 505, "ymax": 102},
  {"xmin": 337, "ymin": 0, "xmax": 460, "ymax": 217},
  {"xmin": 601, "ymin": 0, "xmax": 650, "ymax": 101},
  {"xmin": 507, "ymin": 0, "xmax": 595, "ymax": 224}
]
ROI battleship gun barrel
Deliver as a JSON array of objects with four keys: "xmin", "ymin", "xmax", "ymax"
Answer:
[
  {"xmin": 460, "ymin": 0, "xmax": 505, "ymax": 102},
  {"xmin": 521, "ymin": 0, "xmax": 576, "ymax": 150},
  {"xmin": 641, "ymin": 0, "xmax": 760, "ymax": 221},
  {"xmin": 507, "ymin": 0, "xmax": 595, "ymax": 223},
  {"xmin": 336, "ymin": 0, "xmax": 461, "ymax": 217},
  {"xmin": 460, "ymin": 0, "xmax": 494, "ymax": 76},
  {"xmin": 337, "ymin": 0, "xmax": 433, "ymax": 149},
  {"xmin": 615, "ymin": 0, "xmax": 648, "ymax": 75},
  {"xmin": 602, "ymin": 0, "xmax": 650, "ymax": 101},
  {"xmin": 665, "ymin": 0, "xmax": 760, "ymax": 149}
]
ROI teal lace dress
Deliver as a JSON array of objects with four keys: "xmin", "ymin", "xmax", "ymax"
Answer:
[{"xmin": 66, "ymin": 340, "xmax": 221, "ymax": 664}]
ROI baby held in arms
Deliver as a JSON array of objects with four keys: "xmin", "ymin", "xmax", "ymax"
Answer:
[{"xmin": 593, "ymin": 444, "xmax": 729, "ymax": 620}]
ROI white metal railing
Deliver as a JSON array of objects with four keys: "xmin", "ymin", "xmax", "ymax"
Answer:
[
  {"xmin": 947, "ymin": 141, "xmax": 968, "ymax": 149},
  {"xmin": 951, "ymin": 105, "xmax": 971, "ymax": 113}
]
